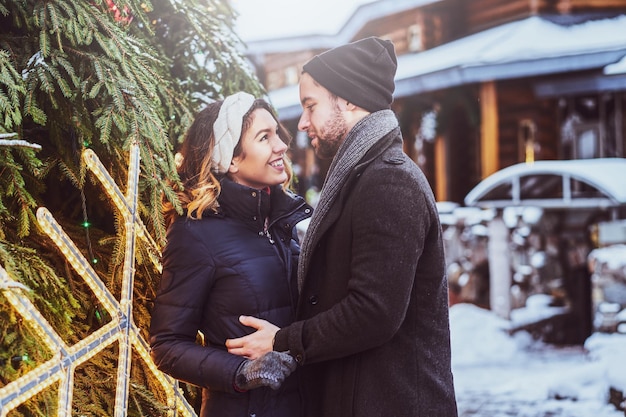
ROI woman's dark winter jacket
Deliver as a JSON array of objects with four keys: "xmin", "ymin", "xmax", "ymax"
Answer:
[
  {"xmin": 149, "ymin": 178, "xmax": 311, "ymax": 417},
  {"xmin": 274, "ymin": 128, "xmax": 458, "ymax": 417}
]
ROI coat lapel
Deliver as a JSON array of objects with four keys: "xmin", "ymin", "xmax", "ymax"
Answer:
[{"xmin": 298, "ymin": 128, "xmax": 400, "ymax": 287}]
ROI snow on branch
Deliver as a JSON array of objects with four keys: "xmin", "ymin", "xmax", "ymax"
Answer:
[{"xmin": 0, "ymin": 133, "xmax": 42, "ymax": 149}]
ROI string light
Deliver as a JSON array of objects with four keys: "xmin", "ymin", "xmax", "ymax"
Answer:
[
  {"xmin": 80, "ymin": 187, "xmax": 98, "ymax": 265},
  {"xmin": 82, "ymin": 149, "xmax": 162, "ymax": 272},
  {"xmin": 0, "ymin": 144, "xmax": 194, "ymax": 416},
  {"xmin": 114, "ymin": 143, "xmax": 140, "ymax": 416}
]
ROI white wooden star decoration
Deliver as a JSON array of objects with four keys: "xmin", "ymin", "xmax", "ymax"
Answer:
[{"xmin": 0, "ymin": 143, "xmax": 196, "ymax": 416}]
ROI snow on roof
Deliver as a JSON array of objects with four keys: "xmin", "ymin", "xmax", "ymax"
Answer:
[
  {"xmin": 464, "ymin": 158, "xmax": 626, "ymax": 208},
  {"xmin": 264, "ymin": 84, "xmax": 301, "ymax": 120},
  {"xmin": 237, "ymin": 0, "xmax": 442, "ymax": 51},
  {"xmin": 395, "ymin": 14, "xmax": 626, "ymax": 96},
  {"xmin": 234, "ymin": 0, "xmax": 370, "ymax": 43},
  {"xmin": 604, "ymin": 55, "xmax": 626, "ymax": 75},
  {"xmin": 268, "ymin": 15, "xmax": 626, "ymax": 118}
]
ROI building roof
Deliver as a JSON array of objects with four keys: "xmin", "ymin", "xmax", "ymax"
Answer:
[
  {"xmin": 464, "ymin": 158, "xmax": 626, "ymax": 209},
  {"xmin": 242, "ymin": 0, "xmax": 442, "ymax": 53},
  {"xmin": 267, "ymin": 15, "xmax": 626, "ymax": 119},
  {"xmin": 395, "ymin": 14, "xmax": 626, "ymax": 97}
]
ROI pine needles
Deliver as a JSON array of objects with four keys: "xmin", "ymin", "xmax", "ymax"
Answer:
[{"xmin": 1, "ymin": 0, "xmax": 264, "ymax": 414}]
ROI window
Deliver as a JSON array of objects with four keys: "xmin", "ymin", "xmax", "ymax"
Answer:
[
  {"xmin": 408, "ymin": 24, "xmax": 424, "ymax": 52},
  {"xmin": 518, "ymin": 119, "xmax": 537, "ymax": 164},
  {"xmin": 481, "ymin": 181, "xmax": 512, "ymax": 201},
  {"xmin": 519, "ymin": 175, "xmax": 562, "ymax": 200},
  {"xmin": 559, "ymin": 94, "xmax": 625, "ymax": 159}
]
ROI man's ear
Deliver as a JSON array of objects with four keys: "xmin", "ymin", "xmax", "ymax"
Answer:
[
  {"xmin": 345, "ymin": 101, "xmax": 357, "ymax": 111},
  {"xmin": 343, "ymin": 101, "xmax": 370, "ymax": 127}
]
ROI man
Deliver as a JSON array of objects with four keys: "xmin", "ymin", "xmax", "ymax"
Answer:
[{"xmin": 226, "ymin": 37, "xmax": 458, "ymax": 417}]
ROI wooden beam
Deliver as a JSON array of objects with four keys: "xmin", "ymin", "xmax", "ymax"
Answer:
[
  {"xmin": 468, "ymin": 0, "xmax": 531, "ymax": 27},
  {"xmin": 569, "ymin": 0, "xmax": 626, "ymax": 6},
  {"xmin": 480, "ymin": 81, "xmax": 500, "ymax": 179}
]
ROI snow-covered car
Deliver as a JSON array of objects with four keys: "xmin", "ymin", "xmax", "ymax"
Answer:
[
  {"xmin": 463, "ymin": 158, "xmax": 626, "ymax": 342},
  {"xmin": 588, "ymin": 244, "xmax": 626, "ymax": 334}
]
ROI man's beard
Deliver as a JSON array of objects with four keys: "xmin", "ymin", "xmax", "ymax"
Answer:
[{"xmin": 314, "ymin": 108, "xmax": 348, "ymax": 160}]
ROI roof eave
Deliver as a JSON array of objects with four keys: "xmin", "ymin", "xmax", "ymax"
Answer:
[{"xmin": 395, "ymin": 49, "xmax": 626, "ymax": 97}]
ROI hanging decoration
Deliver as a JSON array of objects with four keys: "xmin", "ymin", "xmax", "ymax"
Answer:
[
  {"xmin": 0, "ymin": 143, "xmax": 196, "ymax": 416},
  {"xmin": 104, "ymin": 0, "xmax": 133, "ymax": 24}
]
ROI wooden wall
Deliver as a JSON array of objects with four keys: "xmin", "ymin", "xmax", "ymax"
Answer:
[
  {"xmin": 465, "ymin": 0, "xmax": 626, "ymax": 33},
  {"xmin": 465, "ymin": 0, "xmax": 537, "ymax": 32},
  {"xmin": 352, "ymin": 2, "xmax": 465, "ymax": 53},
  {"xmin": 497, "ymin": 79, "xmax": 559, "ymax": 168}
]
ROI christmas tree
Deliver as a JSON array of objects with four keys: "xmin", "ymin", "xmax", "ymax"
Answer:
[{"xmin": 0, "ymin": 0, "xmax": 262, "ymax": 415}]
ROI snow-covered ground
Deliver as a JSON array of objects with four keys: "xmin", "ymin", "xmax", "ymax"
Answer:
[{"xmin": 451, "ymin": 303, "xmax": 626, "ymax": 416}]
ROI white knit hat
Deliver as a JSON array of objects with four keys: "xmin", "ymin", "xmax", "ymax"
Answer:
[{"xmin": 211, "ymin": 92, "xmax": 256, "ymax": 174}]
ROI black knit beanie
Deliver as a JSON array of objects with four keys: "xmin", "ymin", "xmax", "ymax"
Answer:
[{"xmin": 302, "ymin": 37, "xmax": 397, "ymax": 113}]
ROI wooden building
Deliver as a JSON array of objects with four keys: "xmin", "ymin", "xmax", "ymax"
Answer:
[
  {"xmin": 241, "ymin": 0, "xmax": 626, "ymax": 204},
  {"xmin": 241, "ymin": 1, "xmax": 626, "ymax": 341}
]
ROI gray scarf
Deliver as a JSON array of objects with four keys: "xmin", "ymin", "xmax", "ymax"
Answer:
[{"xmin": 297, "ymin": 109, "xmax": 399, "ymax": 291}]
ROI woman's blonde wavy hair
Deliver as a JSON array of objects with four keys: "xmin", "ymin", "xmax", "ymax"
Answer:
[{"xmin": 163, "ymin": 98, "xmax": 294, "ymax": 227}]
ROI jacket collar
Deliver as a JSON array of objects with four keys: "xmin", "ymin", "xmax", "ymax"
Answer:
[
  {"xmin": 218, "ymin": 177, "xmax": 271, "ymax": 226},
  {"xmin": 217, "ymin": 177, "xmax": 308, "ymax": 230}
]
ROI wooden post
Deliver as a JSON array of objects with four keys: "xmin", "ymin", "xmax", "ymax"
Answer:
[
  {"xmin": 435, "ymin": 134, "xmax": 447, "ymax": 201},
  {"xmin": 488, "ymin": 210, "xmax": 512, "ymax": 319},
  {"xmin": 480, "ymin": 81, "xmax": 499, "ymax": 179}
]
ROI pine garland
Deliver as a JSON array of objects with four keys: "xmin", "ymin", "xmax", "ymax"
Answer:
[{"xmin": 0, "ymin": 0, "xmax": 263, "ymax": 414}]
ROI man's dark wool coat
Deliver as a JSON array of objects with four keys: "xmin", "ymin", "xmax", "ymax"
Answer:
[{"xmin": 274, "ymin": 129, "xmax": 458, "ymax": 417}]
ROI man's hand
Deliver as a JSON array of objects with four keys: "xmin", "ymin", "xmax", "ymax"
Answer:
[{"xmin": 226, "ymin": 316, "xmax": 279, "ymax": 359}]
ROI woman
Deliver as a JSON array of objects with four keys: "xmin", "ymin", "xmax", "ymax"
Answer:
[{"xmin": 149, "ymin": 92, "xmax": 312, "ymax": 417}]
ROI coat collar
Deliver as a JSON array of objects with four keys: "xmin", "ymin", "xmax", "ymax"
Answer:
[
  {"xmin": 217, "ymin": 177, "xmax": 309, "ymax": 231},
  {"xmin": 352, "ymin": 126, "xmax": 402, "ymax": 174},
  {"xmin": 218, "ymin": 177, "xmax": 271, "ymax": 226}
]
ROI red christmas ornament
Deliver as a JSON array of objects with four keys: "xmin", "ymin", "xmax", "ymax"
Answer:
[{"xmin": 104, "ymin": 0, "xmax": 133, "ymax": 24}]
